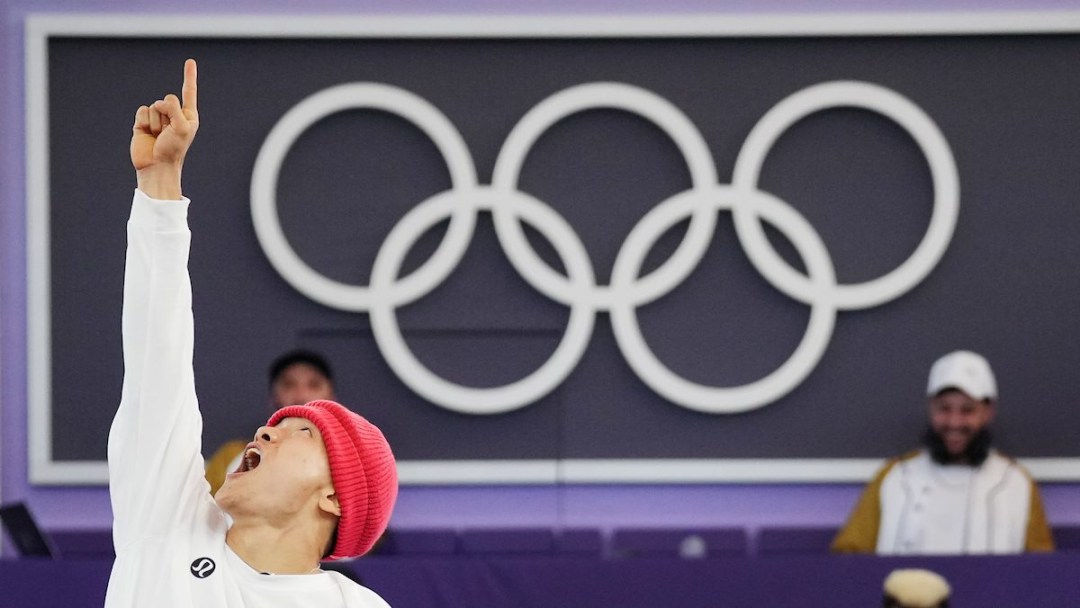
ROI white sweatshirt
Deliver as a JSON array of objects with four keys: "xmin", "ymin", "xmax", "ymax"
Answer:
[{"xmin": 105, "ymin": 190, "xmax": 391, "ymax": 607}]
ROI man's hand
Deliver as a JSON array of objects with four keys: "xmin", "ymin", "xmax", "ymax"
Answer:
[{"xmin": 131, "ymin": 58, "xmax": 199, "ymax": 200}]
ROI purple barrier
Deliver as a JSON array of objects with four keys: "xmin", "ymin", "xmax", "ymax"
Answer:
[
  {"xmin": 555, "ymin": 528, "xmax": 603, "ymax": 556},
  {"xmin": 457, "ymin": 528, "xmax": 603, "ymax": 556},
  {"xmin": 5, "ymin": 554, "xmax": 1080, "ymax": 607},
  {"xmin": 380, "ymin": 529, "xmax": 459, "ymax": 555},
  {"xmin": 49, "ymin": 529, "xmax": 115, "ymax": 559},
  {"xmin": 1052, "ymin": 526, "xmax": 1080, "ymax": 552},
  {"xmin": 0, "ymin": 559, "xmax": 112, "ymax": 606},
  {"xmin": 611, "ymin": 527, "xmax": 748, "ymax": 558},
  {"xmin": 354, "ymin": 555, "xmax": 1080, "ymax": 608},
  {"xmin": 460, "ymin": 528, "xmax": 555, "ymax": 554},
  {"xmin": 756, "ymin": 526, "xmax": 837, "ymax": 556}
]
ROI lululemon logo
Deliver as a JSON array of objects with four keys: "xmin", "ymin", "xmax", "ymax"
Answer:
[
  {"xmin": 252, "ymin": 80, "xmax": 958, "ymax": 415},
  {"xmin": 190, "ymin": 557, "xmax": 216, "ymax": 579}
]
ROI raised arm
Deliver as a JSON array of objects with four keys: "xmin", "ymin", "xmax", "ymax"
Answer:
[{"xmin": 109, "ymin": 59, "xmax": 207, "ymax": 550}]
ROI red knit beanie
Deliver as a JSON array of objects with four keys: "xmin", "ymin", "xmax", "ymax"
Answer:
[{"xmin": 267, "ymin": 400, "xmax": 397, "ymax": 560}]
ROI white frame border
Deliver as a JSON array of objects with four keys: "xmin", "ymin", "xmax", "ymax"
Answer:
[{"xmin": 26, "ymin": 12, "xmax": 1080, "ymax": 485}]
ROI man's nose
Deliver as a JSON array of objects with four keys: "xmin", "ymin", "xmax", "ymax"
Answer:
[
  {"xmin": 254, "ymin": 425, "xmax": 278, "ymax": 443},
  {"xmin": 945, "ymin": 412, "xmax": 967, "ymax": 428}
]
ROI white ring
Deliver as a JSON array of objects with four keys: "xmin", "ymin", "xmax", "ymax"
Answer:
[
  {"xmin": 491, "ymin": 82, "xmax": 719, "ymax": 309},
  {"xmin": 369, "ymin": 187, "xmax": 597, "ymax": 414},
  {"xmin": 251, "ymin": 83, "xmax": 478, "ymax": 311},
  {"xmin": 610, "ymin": 186, "xmax": 838, "ymax": 413},
  {"xmin": 731, "ymin": 80, "xmax": 959, "ymax": 310}
]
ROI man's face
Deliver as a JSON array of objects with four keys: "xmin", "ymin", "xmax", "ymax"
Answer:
[
  {"xmin": 215, "ymin": 416, "xmax": 337, "ymax": 520},
  {"xmin": 271, "ymin": 363, "xmax": 334, "ymax": 409},
  {"xmin": 928, "ymin": 389, "xmax": 995, "ymax": 458}
]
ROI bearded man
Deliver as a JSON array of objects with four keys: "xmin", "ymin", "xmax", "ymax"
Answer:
[{"xmin": 832, "ymin": 350, "xmax": 1053, "ymax": 554}]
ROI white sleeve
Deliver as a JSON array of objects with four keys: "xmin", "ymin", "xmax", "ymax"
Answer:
[{"xmin": 108, "ymin": 189, "xmax": 210, "ymax": 551}]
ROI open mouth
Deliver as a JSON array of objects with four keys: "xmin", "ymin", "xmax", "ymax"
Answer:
[{"xmin": 236, "ymin": 445, "xmax": 262, "ymax": 473}]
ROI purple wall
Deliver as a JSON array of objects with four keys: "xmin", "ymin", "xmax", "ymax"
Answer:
[{"xmin": 5, "ymin": 0, "xmax": 1080, "ymax": 553}]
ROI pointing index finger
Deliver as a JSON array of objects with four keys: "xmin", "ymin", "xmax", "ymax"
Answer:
[{"xmin": 182, "ymin": 58, "xmax": 198, "ymax": 113}]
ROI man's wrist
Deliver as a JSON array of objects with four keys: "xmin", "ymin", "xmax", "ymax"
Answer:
[{"xmin": 136, "ymin": 164, "xmax": 184, "ymax": 200}]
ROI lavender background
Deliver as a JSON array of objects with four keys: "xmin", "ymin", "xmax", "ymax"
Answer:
[{"xmin": 6, "ymin": 0, "xmax": 1080, "ymax": 555}]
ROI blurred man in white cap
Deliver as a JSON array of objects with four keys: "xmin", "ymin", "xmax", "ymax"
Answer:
[{"xmin": 832, "ymin": 350, "xmax": 1053, "ymax": 554}]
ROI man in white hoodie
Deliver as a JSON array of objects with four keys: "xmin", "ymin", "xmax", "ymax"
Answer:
[
  {"xmin": 832, "ymin": 350, "xmax": 1053, "ymax": 554},
  {"xmin": 106, "ymin": 58, "xmax": 398, "ymax": 607}
]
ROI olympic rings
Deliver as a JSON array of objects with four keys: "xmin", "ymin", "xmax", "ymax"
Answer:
[{"xmin": 251, "ymin": 80, "xmax": 958, "ymax": 415}]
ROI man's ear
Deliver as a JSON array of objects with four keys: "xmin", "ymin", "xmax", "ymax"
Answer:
[{"xmin": 318, "ymin": 491, "xmax": 341, "ymax": 517}]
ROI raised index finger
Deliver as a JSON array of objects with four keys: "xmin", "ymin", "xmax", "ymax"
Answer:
[{"xmin": 182, "ymin": 58, "xmax": 198, "ymax": 113}]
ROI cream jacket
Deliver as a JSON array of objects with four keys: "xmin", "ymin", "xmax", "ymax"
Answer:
[{"xmin": 832, "ymin": 449, "xmax": 1053, "ymax": 554}]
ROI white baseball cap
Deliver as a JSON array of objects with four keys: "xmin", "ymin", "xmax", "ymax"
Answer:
[{"xmin": 926, "ymin": 350, "xmax": 997, "ymax": 400}]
